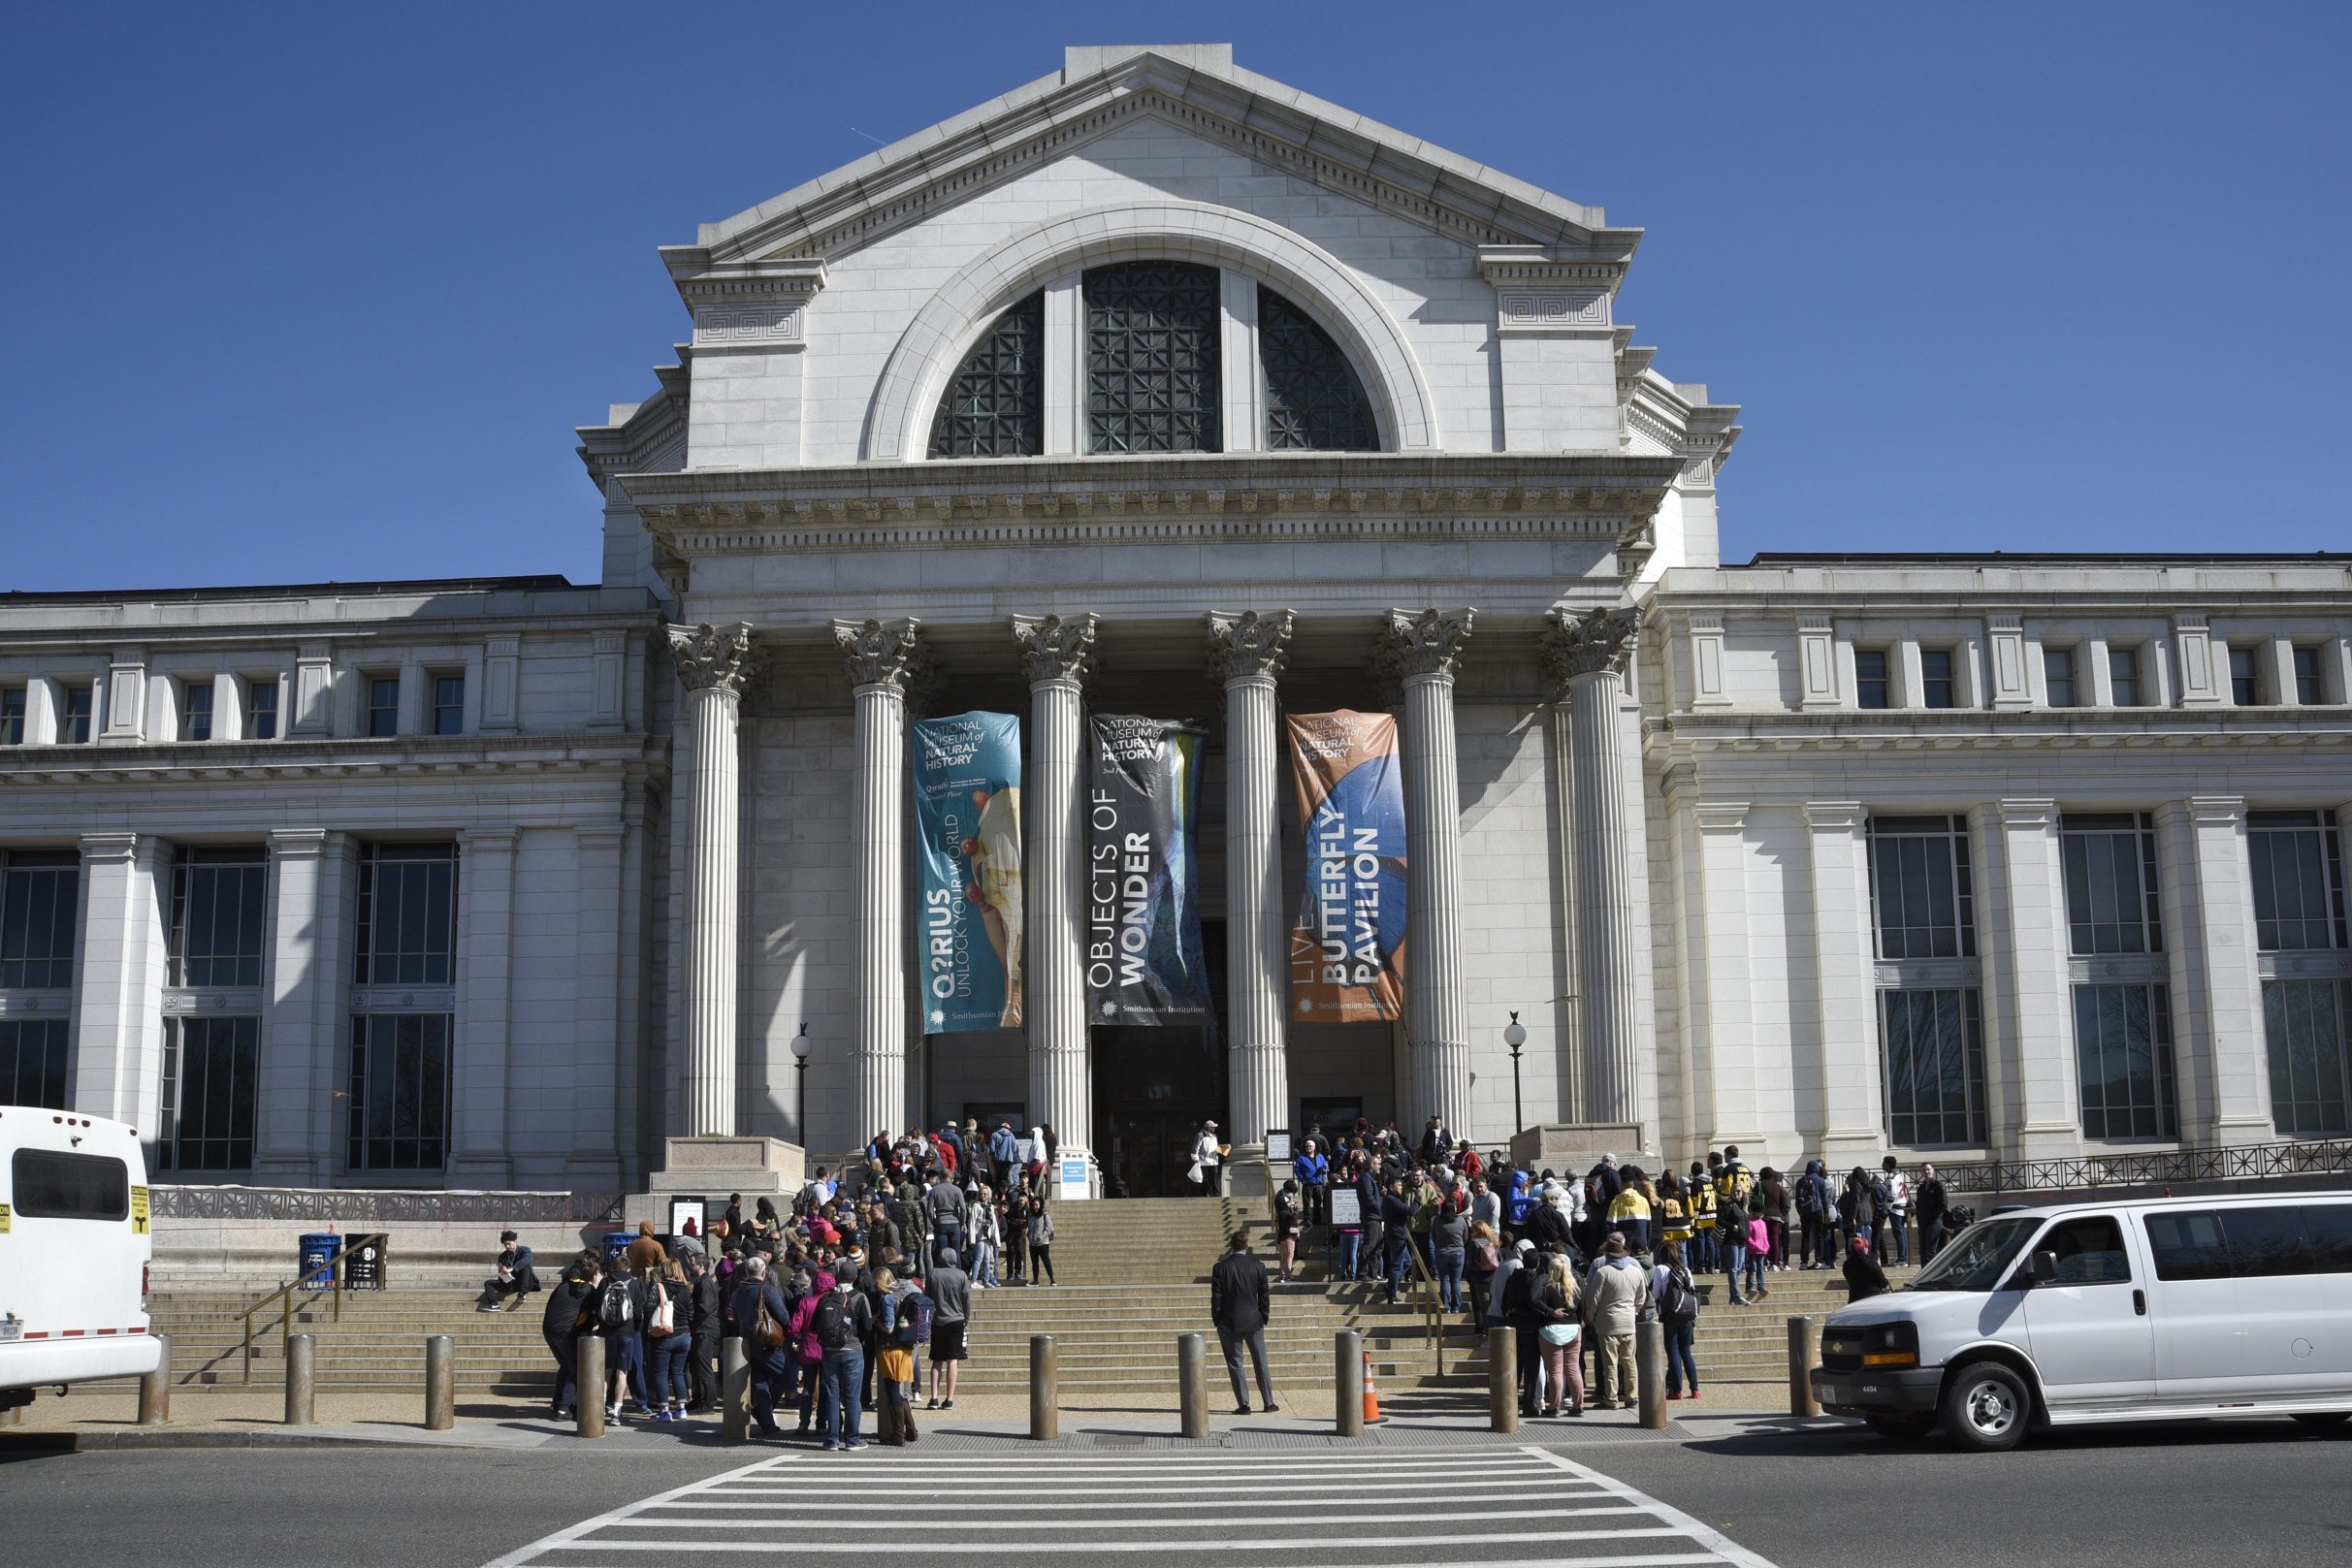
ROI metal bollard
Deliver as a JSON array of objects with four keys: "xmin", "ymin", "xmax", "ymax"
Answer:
[
  {"xmin": 138, "ymin": 1333, "xmax": 172, "ymax": 1426},
  {"xmin": 1029, "ymin": 1335, "xmax": 1057, "ymax": 1441},
  {"xmin": 722, "ymin": 1337, "xmax": 750, "ymax": 1441},
  {"xmin": 424, "ymin": 1334, "xmax": 454, "ymax": 1431},
  {"xmin": 1334, "ymin": 1329, "xmax": 1364, "ymax": 1437},
  {"xmin": 575, "ymin": 1336, "xmax": 606, "ymax": 1438},
  {"xmin": 1788, "ymin": 1316, "xmax": 1820, "ymax": 1417},
  {"xmin": 1177, "ymin": 1332, "xmax": 1208, "ymax": 1438},
  {"xmin": 283, "ymin": 1332, "xmax": 316, "ymax": 1426},
  {"xmin": 1636, "ymin": 1319, "xmax": 1667, "ymax": 1430},
  {"xmin": 1488, "ymin": 1326, "xmax": 1519, "ymax": 1433}
]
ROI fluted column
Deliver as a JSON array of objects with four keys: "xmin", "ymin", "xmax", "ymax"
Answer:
[
  {"xmin": 1208, "ymin": 610, "xmax": 1296, "ymax": 1154},
  {"xmin": 1380, "ymin": 607, "xmax": 1474, "ymax": 1137},
  {"xmin": 834, "ymin": 617, "xmax": 926, "ymax": 1147},
  {"xmin": 1014, "ymin": 613, "xmax": 1099, "ymax": 1173},
  {"xmin": 1546, "ymin": 607, "xmax": 1643, "ymax": 1131},
  {"xmin": 668, "ymin": 622, "xmax": 764, "ymax": 1138}
]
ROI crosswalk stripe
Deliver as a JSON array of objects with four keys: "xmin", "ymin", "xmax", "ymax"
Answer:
[
  {"xmin": 609, "ymin": 1505, "xmax": 1651, "ymax": 1528},
  {"xmin": 1519, "ymin": 1446, "xmax": 1781, "ymax": 1568},
  {"xmin": 536, "ymin": 1529, "xmax": 1695, "ymax": 1553},
  {"xmin": 645, "ymin": 1491, "xmax": 1612, "ymax": 1513}
]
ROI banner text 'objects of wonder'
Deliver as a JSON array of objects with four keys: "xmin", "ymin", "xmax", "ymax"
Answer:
[
  {"xmin": 1286, "ymin": 709, "xmax": 1407, "ymax": 1021},
  {"xmin": 1084, "ymin": 715, "xmax": 1212, "ymax": 1025},
  {"xmin": 914, "ymin": 711, "xmax": 1024, "ymax": 1034}
]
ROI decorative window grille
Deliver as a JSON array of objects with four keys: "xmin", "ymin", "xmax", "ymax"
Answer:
[
  {"xmin": 1085, "ymin": 261, "xmax": 1220, "ymax": 453},
  {"xmin": 929, "ymin": 292, "xmax": 1045, "ymax": 458},
  {"xmin": 1259, "ymin": 287, "xmax": 1376, "ymax": 451}
]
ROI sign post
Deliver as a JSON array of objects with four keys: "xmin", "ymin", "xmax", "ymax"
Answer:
[{"xmin": 1264, "ymin": 1129, "xmax": 1292, "ymax": 1165}]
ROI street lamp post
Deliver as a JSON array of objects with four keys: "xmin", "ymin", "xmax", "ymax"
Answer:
[
  {"xmin": 1503, "ymin": 1010, "xmax": 1527, "ymax": 1139},
  {"xmin": 789, "ymin": 1023, "xmax": 813, "ymax": 1145}
]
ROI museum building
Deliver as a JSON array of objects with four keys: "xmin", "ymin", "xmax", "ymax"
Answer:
[{"xmin": 2, "ymin": 46, "xmax": 2348, "ymax": 1198}]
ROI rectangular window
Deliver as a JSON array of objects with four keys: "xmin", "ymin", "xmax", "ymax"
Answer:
[
  {"xmin": 60, "ymin": 684, "xmax": 92, "ymax": 744},
  {"xmin": 0, "ymin": 848, "xmax": 81, "ymax": 989},
  {"xmin": 2148, "ymin": 1206, "xmax": 2352, "ymax": 1280},
  {"xmin": 0, "ymin": 1018, "xmax": 70, "ymax": 1108},
  {"xmin": 366, "ymin": 676, "xmax": 401, "ymax": 738},
  {"xmin": 0, "ymin": 687, "xmax": 23, "ymax": 745},
  {"xmin": 158, "ymin": 1014, "xmax": 258, "ymax": 1171},
  {"xmin": 2293, "ymin": 646, "xmax": 2325, "ymax": 704},
  {"xmin": 1854, "ymin": 650, "xmax": 1890, "ymax": 710},
  {"xmin": 1868, "ymin": 815, "xmax": 1977, "ymax": 960},
  {"xmin": 1919, "ymin": 649, "xmax": 1957, "ymax": 709},
  {"xmin": 2230, "ymin": 646, "xmax": 2262, "ymax": 706},
  {"xmin": 9, "ymin": 1149, "xmax": 129, "ymax": 1221},
  {"xmin": 248, "ymin": 679, "xmax": 279, "ymax": 740},
  {"xmin": 168, "ymin": 846, "xmax": 268, "ymax": 988},
  {"xmin": 2108, "ymin": 645, "xmax": 2142, "ymax": 707},
  {"xmin": 2040, "ymin": 1215, "xmax": 2133, "ymax": 1285},
  {"xmin": 2248, "ymin": 811, "xmax": 2349, "ymax": 953},
  {"xmin": 347, "ymin": 1011, "xmax": 452, "ymax": 1171},
  {"xmin": 2060, "ymin": 812, "xmax": 2163, "ymax": 955},
  {"xmin": 354, "ymin": 842, "xmax": 459, "ymax": 986},
  {"xmin": 2264, "ymin": 978, "xmax": 2351, "ymax": 1136},
  {"xmin": 2075, "ymin": 983, "xmax": 2179, "ymax": 1140},
  {"xmin": 2044, "ymin": 647, "xmax": 2077, "ymax": 708},
  {"xmin": 1880, "ymin": 987, "xmax": 1988, "ymax": 1146},
  {"xmin": 431, "ymin": 674, "xmax": 465, "ymax": 736},
  {"xmin": 181, "ymin": 681, "xmax": 213, "ymax": 742}
]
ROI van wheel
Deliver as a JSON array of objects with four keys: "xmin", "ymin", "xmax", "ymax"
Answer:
[
  {"xmin": 1864, "ymin": 1413, "xmax": 1935, "ymax": 1441},
  {"xmin": 2290, "ymin": 1413, "xmax": 2349, "ymax": 1432},
  {"xmin": 1939, "ymin": 1361, "xmax": 2030, "ymax": 1452}
]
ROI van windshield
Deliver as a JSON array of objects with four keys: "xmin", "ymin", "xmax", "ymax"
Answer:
[{"xmin": 1909, "ymin": 1215, "xmax": 2038, "ymax": 1292}]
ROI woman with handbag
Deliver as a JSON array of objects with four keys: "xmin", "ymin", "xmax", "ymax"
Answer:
[{"xmin": 644, "ymin": 1258, "xmax": 694, "ymax": 1424}]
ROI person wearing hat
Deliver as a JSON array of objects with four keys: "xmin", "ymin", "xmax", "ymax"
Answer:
[
  {"xmin": 1844, "ymin": 1232, "xmax": 1892, "ymax": 1302},
  {"xmin": 1581, "ymin": 1232, "xmax": 1654, "ymax": 1410},
  {"xmin": 1189, "ymin": 1119, "xmax": 1224, "ymax": 1198}
]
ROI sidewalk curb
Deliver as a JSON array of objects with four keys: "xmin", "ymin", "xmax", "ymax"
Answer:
[{"xmin": 0, "ymin": 1430, "xmax": 463, "ymax": 1453}]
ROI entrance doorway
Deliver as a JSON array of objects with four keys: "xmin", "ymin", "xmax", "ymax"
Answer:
[{"xmin": 1095, "ymin": 1024, "xmax": 1224, "ymax": 1198}]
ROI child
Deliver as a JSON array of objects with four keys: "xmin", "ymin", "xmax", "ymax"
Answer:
[{"xmin": 1743, "ymin": 1209, "xmax": 1771, "ymax": 1301}]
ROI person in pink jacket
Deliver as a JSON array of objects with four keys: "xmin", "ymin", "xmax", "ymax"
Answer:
[
  {"xmin": 1743, "ymin": 1212, "xmax": 1771, "ymax": 1301},
  {"xmin": 787, "ymin": 1264, "xmax": 835, "ymax": 1434}
]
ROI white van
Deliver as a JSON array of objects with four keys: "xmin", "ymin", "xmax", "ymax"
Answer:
[
  {"xmin": 1812, "ymin": 1191, "xmax": 2352, "ymax": 1450},
  {"xmin": 0, "ymin": 1106, "xmax": 162, "ymax": 1408}
]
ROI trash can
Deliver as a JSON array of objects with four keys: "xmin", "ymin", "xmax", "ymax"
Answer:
[
  {"xmin": 298, "ymin": 1233, "xmax": 339, "ymax": 1292},
  {"xmin": 601, "ymin": 1231, "xmax": 633, "ymax": 1267},
  {"xmin": 341, "ymin": 1235, "xmax": 385, "ymax": 1291}
]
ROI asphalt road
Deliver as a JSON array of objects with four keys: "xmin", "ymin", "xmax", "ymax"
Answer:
[{"xmin": 3, "ymin": 1416, "xmax": 2346, "ymax": 1568}]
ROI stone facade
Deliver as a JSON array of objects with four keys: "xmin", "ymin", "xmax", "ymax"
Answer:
[{"xmin": 5, "ymin": 46, "xmax": 2349, "ymax": 1194}]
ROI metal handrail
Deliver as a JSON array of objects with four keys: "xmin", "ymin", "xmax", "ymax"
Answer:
[
  {"xmin": 1402, "ymin": 1200, "xmax": 1446, "ymax": 1377},
  {"xmin": 1928, "ymin": 1136, "xmax": 2352, "ymax": 1197},
  {"xmin": 237, "ymin": 1233, "xmax": 388, "ymax": 1385}
]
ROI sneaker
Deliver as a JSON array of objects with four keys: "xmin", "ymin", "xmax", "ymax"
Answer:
[
  {"xmin": 1666, "ymin": 1392, "xmax": 1684, "ymax": 1401},
  {"xmin": 925, "ymin": 1397, "xmax": 940, "ymax": 1410},
  {"xmin": 940, "ymin": 1398, "xmax": 954, "ymax": 1411},
  {"xmin": 1263, "ymin": 1402, "xmax": 1279, "ymax": 1414},
  {"xmin": 1234, "ymin": 1405, "xmax": 1252, "ymax": 1416},
  {"xmin": 822, "ymin": 1440, "xmax": 840, "ymax": 1452},
  {"xmin": 845, "ymin": 1441, "xmax": 866, "ymax": 1451}
]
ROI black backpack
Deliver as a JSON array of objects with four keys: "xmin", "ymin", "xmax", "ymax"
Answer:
[
  {"xmin": 813, "ymin": 1290, "xmax": 853, "ymax": 1351},
  {"xmin": 1659, "ymin": 1264, "xmax": 1700, "ymax": 1322}
]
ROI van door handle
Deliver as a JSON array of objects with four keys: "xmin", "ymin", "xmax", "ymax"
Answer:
[{"xmin": 2133, "ymin": 1289, "xmax": 2146, "ymax": 1317}]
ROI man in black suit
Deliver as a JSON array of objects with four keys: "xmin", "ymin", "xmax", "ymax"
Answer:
[{"xmin": 1209, "ymin": 1230, "xmax": 1277, "ymax": 1416}]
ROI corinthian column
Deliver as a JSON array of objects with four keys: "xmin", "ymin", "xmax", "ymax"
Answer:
[
  {"xmin": 1013, "ymin": 612, "xmax": 1099, "ymax": 1180},
  {"xmin": 1380, "ymin": 607, "xmax": 1475, "ymax": 1138},
  {"xmin": 833, "ymin": 617, "xmax": 925, "ymax": 1149},
  {"xmin": 667, "ymin": 622, "xmax": 765, "ymax": 1137},
  {"xmin": 1546, "ymin": 606, "xmax": 1644, "ymax": 1133},
  {"xmin": 1208, "ymin": 610, "xmax": 1296, "ymax": 1169}
]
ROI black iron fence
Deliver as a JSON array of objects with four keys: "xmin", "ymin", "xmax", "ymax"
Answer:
[
  {"xmin": 150, "ymin": 1184, "xmax": 627, "ymax": 1224},
  {"xmin": 1930, "ymin": 1136, "xmax": 2352, "ymax": 1196}
]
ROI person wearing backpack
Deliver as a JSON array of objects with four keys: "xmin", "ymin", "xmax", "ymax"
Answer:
[
  {"xmin": 1651, "ymin": 1239, "xmax": 1702, "ymax": 1401},
  {"xmin": 875, "ymin": 1266, "xmax": 928, "ymax": 1446},
  {"xmin": 595, "ymin": 1255, "xmax": 655, "ymax": 1424},
  {"xmin": 1794, "ymin": 1160, "xmax": 1833, "ymax": 1269},
  {"xmin": 729, "ymin": 1255, "xmax": 790, "ymax": 1438},
  {"xmin": 541, "ymin": 1252, "xmax": 600, "ymax": 1423},
  {"xmin": 813, "ymin": 1272, "xmax": 875, "ymax": 1451}
]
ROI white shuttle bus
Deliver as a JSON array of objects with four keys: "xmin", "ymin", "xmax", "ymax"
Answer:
[
  {"xmin": 1813, "ymin": 1191, "xmax": 2352, "ymax": 1450},
  {"xmin": 0, "ymin": 1106, "xmax": 161, "ymax": 1409}
]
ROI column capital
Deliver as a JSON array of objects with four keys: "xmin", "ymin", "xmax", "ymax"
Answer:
[
  {"xmin": 1013, "ymin": 612, "xmax": 1098, "ymax": 688},
  {"xmin": 1378, "ymin": 607, "xmax": 1474, "ymax": 684},
  {"xmin": 76, "ymin": 831, "xmax": 140, "ymax": 864},
  {"xmin": 458, "ymin": 825, "xmax": 521, "ymax": 852},
  {"xmin": 267, "ymin": 827, "xmax": 331, "ymax": 858},
  {"xmin": 666, "ymin": 622, "xmax": 767, "ymax": 695},
  {"xmin": 1802, "ymin": 800, "xmax": 1865, "ymax": 832},
  {"xmin": 1541, "ymin": 605, "xmax": 1639, "ymax": 699},
  {"xmin": 2186, "ymin": 794, "xmax": 2247, "ymax": 826},
  {"xmin": 1995, "ymin": 797, "xmax": 2059, "ymax": 830},
  {"xmin": 832, "ymin": 617, "xmax": 927, "ymax": 693},
  {"xmin": 1693, "ymin": 800, "xmax": 1751, "ymax": 835},
  {"xmin": 1206, "ymin": 609, "xmax": 1295, "ymax": 686},
  {"xmin": 572, "ymin": 821, "xmax": 628, "ymax": 848}
]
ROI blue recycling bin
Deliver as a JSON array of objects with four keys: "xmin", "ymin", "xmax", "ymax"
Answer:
[
  {"xmin": 298, "ymin": 1232, "xmax": 339, "ymax": 1292},
  {"xmin": 601, "ymin": 1231, "xmax": 633, "ymax": 1267}
]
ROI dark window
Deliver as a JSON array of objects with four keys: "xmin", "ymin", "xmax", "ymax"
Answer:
[
  {"xmin": 1085, "ymin": 260, "xmax": 1220, "ymax": 454},
  {"xmin": 2060, "ymin": 812, "xmax": 2162, "ymax": 955},
  {"xmin": 2147, "ymin": 1205, "xmax": 2352, "ymax": 1280},
  {"xmin": 2230, "ymin": 646, "xmax": 2261, "ymax": 706},
  {"xmin": 347, "ymin": 1011, "xmax": 451, "ymax": 1171},
  {"xmin": 1, "ymin": 687, "xmax": 24, "ymax": 745},
  {"xmin": 366, "ymin": 677, "xmax": 401, "ymax": 738},
  {"xmin": 2108, "ymin": 645, "xmax": 2142, "ymax": 707},
  {"xmin": 168, "ymin": 847, "xmax": 267, "ymax": 988},
  {"xmin": 1919, "ymin": 649, "xmax": 1956, "ymax": 709},
  {"xmin": 1259, "ymin": 287, "xmax": 1377, "ymax": 451},
  {"xmin": 2293, "ymin": 646, "xmax": 2325, "ymax": 704},
  {"xmin": 2248, "ymin": 812, "xmax": 2348, "ymax": 952},
  {"xmin": 1879, "ymin": 987, "xmax": 1987, "ymax": 1146},
  {"xmin": 0, "ymin": 1018, "xmax": 70, "ymax": 1108},
  {"xmin": 432, "ymin": 675, "xmax": 465, "ymax": 736},
  {"xmin": 354, "ymin": 843, "xmax": 459, "ymax": 986},
  {"xmin": 1854, "ymin": 650, "xmax": 1890, "ymax": 709},
  {"xmin": 247, "ymin": 679, "xmax": 279, "ymax": 740},
  {"xmin": 2143, "ymin": 1211, "xmax": 2231, "ymax": 1282},
  {"xmin": 2074, "ymin": 983, "xmax": 2178, "ymax": 1140},
  {"xmin": 158, "ymin": 1014, "xmax": 257, "ymax": 1171},
  {"xmin": 182, "ymin": 682, "xmax": 213, "ymax": 742},
  {"xmin": 929, "ymin": 291, "xmax": 1044, "ymax": 459},
  {"xmin": 2037, "ymin": 1215, "xmax": 2133, "ymax": 1284},
  {"xmin": 10, "ymin": 1149, "xmax": 129, "ymax": 1221},
  {"xmin": 2044, "ymin": 647, "xmax": 2076, "ymax": 708},
  {"xmin": 2265, "ymin": 978, "xmax": 2351, "ymax": 1136},
  {"xmin": 0, "ymin": 848, "xmax": 81, "ymax": 989},
  {"xmin": 1868, "ymin": 815, "xmax": 1976, "ymax": 960},
  {"xmin": 60, "ymin": 685, "xmax": 92, "ymax": 744}
]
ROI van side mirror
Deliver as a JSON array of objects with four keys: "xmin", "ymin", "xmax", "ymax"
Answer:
[{"xmin": 2026, "ymin": 1250, "xmax": 2060, "ymax": 1287}]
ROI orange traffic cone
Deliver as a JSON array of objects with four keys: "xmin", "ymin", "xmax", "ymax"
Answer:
[{"xmin": 1362, "ymin": 1351, "xmax": 1384, "ymax": 1424}]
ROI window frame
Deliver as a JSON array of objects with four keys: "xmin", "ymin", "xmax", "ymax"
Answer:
[
  {"xmin": 181, "ymin": 680, "xmax": 214, "ymax": 742},
  {"xmin": 2292, "ymin": 645, "xmax": 2324, "ymax": 705},
  {"xmin": 430, "ymin": 672, "xmax": 465, "ymax": 737},
  {"xmin": 365, "ymin": 675, "xmax": 401, "ymax": 739},
  {"xmin": 353, "ymin": 842, "xmax": 460, "ymax": 987},
  {"xmin": 346, "ymin": 1010, "xmax": 453, "ymax": 1172},
  {"xmin": 0, "ymin": 686, "xmax": 24, "ymax": 745},
  {"xmin": 2229, "ymin": 645, "xmax": 2263, "ymax": 706},
  {"xmin": 1918, "ymin": 648, "xmax": 1957, "ymax": 710},
  {"xmin": 1867, "ymin": 814, "xmax": 1978, "ymax": 961},
  {"xmin": 158, "ymin": 1013, "xmax": 260, "ymax": 1172},
  {"xmin": 247, "ymin": 678, "xmax": 280, "ymax": 741},
  {"xmin": 0, "ymin": 848, "xmax": 81, "ymax": 990},
  {"xmin": 1853, "ymin": 649, "xmax": 1890, "ymax": 711},
  {"xmin": 2043, "ymin": 645, "xmax": 2077, "ymax": 708},
  {"xmin": 2107, "ymin": 644, "xmax": 2143, "ymax": 708},
  {"xmin": 59, "ymin": 684, "xmax": 93, "ymax": 744}
]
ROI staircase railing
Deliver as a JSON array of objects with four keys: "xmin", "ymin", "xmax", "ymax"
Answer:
[
  {"xmin": 1403, "ymin": 1215, "xmax": 1446, "ymax": 1378},
  {"xmin": 236, "ymin": 1232, "xmax": 389, "ymax": 1385}
]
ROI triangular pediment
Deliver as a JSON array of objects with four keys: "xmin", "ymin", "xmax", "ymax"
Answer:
[{"xmin": 685, "ymin": 45, "xmax": 1638, "ymax": 270}]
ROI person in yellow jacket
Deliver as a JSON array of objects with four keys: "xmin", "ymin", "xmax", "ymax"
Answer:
[
  {"xmin": 1657, "ymin": 1173, "xmax": 1693, "ymax": 1254},
  {"xmin": 1607, "ymin": 1171, "xmax": 1654, "ymax": 1255},
  {"xmin": 1686, "ymin": 1161, "xmax": 1717, "ymax": 1271}
]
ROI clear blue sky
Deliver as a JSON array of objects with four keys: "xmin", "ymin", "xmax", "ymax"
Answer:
[{"xmin": 4, "ymin": 4, "xmax": 2344, "ymax": 592}]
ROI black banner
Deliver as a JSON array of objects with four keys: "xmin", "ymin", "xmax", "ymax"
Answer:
[{"xmin": 1084, "ymin": 715, "xmax": 1211, "ymax": 1025}]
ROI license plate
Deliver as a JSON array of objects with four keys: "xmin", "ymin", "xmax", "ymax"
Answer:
[{"xmin": 0, "ymin": 1320, "xmax": 21, "ymax": 1343}]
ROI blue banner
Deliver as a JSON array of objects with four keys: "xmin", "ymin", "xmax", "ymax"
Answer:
[{"xmin": 913, "ymin": 711, "xmax": 1024, "ymax": 1034}]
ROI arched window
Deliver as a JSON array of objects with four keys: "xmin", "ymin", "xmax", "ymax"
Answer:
[
  {"xmin": 1085, "ymin": 260, "xmax": 1221, "ymax": 453},
  {"xmin": 929, "ymin": 291, "xmax": 1044, "ymax": 458},
  {"xmin": 1259, "ymin": 287, "xmax": 1377, "ymax": 451}
]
